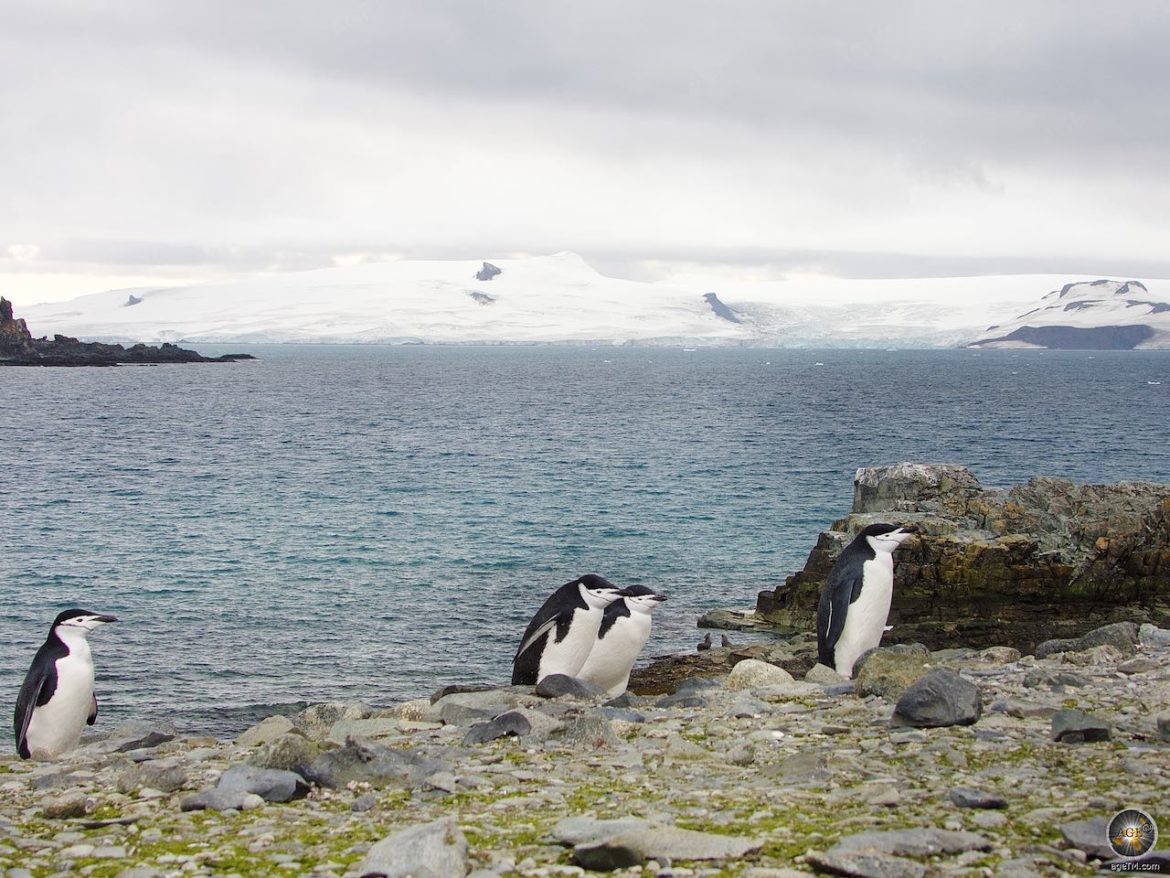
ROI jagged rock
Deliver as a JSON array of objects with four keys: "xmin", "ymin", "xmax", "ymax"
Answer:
[
  {"xmin": 755, "ymin": 464, "xmax": 1170, "ymax": 653},
  {"xmin": 296, "ymin": 701, "xmax": 372, "ymax": 740},
  {"xmin": 0, "ymin": 297, "xmax": 253, "ymax": 366},
  {"xmin": 356, "ymin": 816, "xmax": 468, "ymax": 878},
  {"xmin": 475, "ymin": 262, "xmax": 502, "ymax": 281},
  {"xmin": 892, "ymin": 669, "xmax": 982, "ymax": 728},
  {"xmin": 703, "ymin": 292, "xmax": 743, "ymax": 324},
  {"xmin": 1051, "ymin": 708, "xmax": 1112, "ymax": 743}
]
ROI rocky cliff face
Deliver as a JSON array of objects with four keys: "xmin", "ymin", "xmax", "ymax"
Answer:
[
  {"xmin": 755, "ymin": 463, "xmax": 1170, "ymax": 651},
  {"xmin": 0, "ymin": 296, "xmax": 35, "ymax": 357}
]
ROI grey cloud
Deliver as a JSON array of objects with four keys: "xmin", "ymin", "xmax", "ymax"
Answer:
[{"xmin": 1, "ymin": 1, "xmax": 1168, "ymax": 287}]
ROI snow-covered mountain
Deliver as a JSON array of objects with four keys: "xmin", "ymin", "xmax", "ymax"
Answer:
[
  {"xmin": 15, "ymin": 253, "xmax": 1168, "ymax": 348},
  {"xmin": 968, "ymin": 280, "xmax": 1170, "ymax": 349}
]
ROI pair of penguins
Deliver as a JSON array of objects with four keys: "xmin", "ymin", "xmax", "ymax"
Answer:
[{"xmin": 14, "ymin": 522, "xmax": 912, "ymax": 760}]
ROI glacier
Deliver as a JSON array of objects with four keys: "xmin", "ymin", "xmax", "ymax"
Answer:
[{"xmin": 15, "ymin": 252, "xmax": 1169, "ymax": 348}]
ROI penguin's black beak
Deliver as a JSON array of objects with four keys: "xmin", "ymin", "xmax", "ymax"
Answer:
[
  {"xmin": 95, "ymin": 614, "xmax": 119, "ymax": 623},
  {"xmin": 898, "ymin": 524, "xmax": 919, "ymax": 535},
  {"xmin": 652, "ymin": 593, "xmax": 668, "ymax": 602}
]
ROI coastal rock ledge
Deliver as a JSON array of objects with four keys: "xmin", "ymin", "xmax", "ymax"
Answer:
[
  {"xmin": 0, "ymin": 297, "xmax": 252, "ymax": 366},
  {"xmin": 755, "ymin": 463, "xmax": 1170, "ymax": 652}
]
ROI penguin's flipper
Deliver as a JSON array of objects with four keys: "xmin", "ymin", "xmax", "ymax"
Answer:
[
  {"xmin": 817, "ymin": 564, "xmax": 858, "ymax": 669},
  {"xmin": 87, "ymin": 694, "xmax": 98, "ymax": 725},
  {"xmin": 513, "ymin": 616, "xmax": 558, "ymax": 664},
  {"xmin": 13, "ymin": 665, "xmax": 49, "ymax": 760}
]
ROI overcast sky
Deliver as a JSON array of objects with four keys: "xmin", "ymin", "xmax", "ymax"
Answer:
[{"xmin": 3, "ymin": 1, "xmax": 1169, "ymax": 303}]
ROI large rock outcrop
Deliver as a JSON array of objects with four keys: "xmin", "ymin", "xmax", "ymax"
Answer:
[{"xmin": 755, "ymin": 463, "xmax": 1170, "ymax": 652}]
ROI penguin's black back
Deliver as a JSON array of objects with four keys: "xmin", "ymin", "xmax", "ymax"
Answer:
[
  {"xmin": 511, "ymin": 578, "xmax": 591, "ymax": 685},
  {"xmin": 816, "ymin": 530, "xmax": 878, "ymax": 668},
  {"xmin": 14, "ymin": 632, "xmax": 67, "ymax": 759},
  {"xmin": 597, "ymin": 599, "xmax": 632, "ymax": 640}
]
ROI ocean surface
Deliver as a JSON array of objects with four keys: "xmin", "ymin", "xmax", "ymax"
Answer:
[{"xmin": 3, "ymin": 346, "xmax": 1169, "ymax": 738}]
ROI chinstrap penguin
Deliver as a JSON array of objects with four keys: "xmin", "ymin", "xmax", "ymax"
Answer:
[
  {"xmin": 512, "ymin": 574, "xmax": 623, "ymax": 685},
  {"xmin": 817, "ymin": 523, "xmax": 916, "ymax": 679},
  {"xmin": 576, "ymin": 584, "xmax": 667, "ymax": 697},
  {"xmin": 15, "ymin": 608, "xmax": 118, "ymax": 760}
]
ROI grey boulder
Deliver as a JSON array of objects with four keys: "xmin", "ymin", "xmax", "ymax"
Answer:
[
  {"xmin": 217, "ymin": 764, "xmax": 309, "ymax": 802},
  {"xmin": 356, "ymin": 816, "xmax": 468, "ymax": 878},
  {"xmin": 892, "ymin": 669, "xmax": 982, "ymax": 728}
]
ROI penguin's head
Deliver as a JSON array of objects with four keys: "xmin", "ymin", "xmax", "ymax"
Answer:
[
  {"xmin": 861, "ymin": 523, "xmax": 917, "ymax": 553},
  {"xmin": 576, "ymin": 574, "xmax": 624, "ymax": 609},
  {"xmin": 618, "ymin": 585, "xmax": 668, "ymax": 615},
  {"xmin": 52, "ymin": 608, "xmax": 118, "ymax": 635}
]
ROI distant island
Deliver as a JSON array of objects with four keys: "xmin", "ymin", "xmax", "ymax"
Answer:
[{"xmin": 0, "ymin": 297, "xmax": 254, "ymax": 366}]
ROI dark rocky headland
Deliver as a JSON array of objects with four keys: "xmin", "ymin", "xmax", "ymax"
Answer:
[
  {"xmin": 0, "ymin": 298, "xmax": 253, "ymax": 366},
  {"xmin": 751, "ymin": 463, "xmax": 1170, "ymax": 651}
]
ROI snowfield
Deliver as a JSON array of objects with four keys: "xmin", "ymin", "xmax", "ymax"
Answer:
[{"xmin": 16, "ymin": 253, "xmax": 1170, "ymax": 348}]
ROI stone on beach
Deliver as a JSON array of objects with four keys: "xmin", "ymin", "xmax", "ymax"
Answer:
[
  {"xmin": 1051, "ymin": 708, "xmax": 1112, "ymax": 743},
  {"xmin": 216, "ymin": 764, "xmax": 309, "ymax": 802},
  {"xmin": 853, "ymin": 647, "xmax": 930, "ymax": 700},
  {"xmin": 303, "ymin": 737, "xmax": 443, "ymax": 790},
  {"xmin": 356, "ymin": 816, "xmax": 468, "ymax": 878},
  {"xmin": 553, "ymin": 816, "xmax": 763, "ymax": 867},
  {"xmin": 726, "ymin": 659, "xmax": 794, "ymax": 690},
  {"xmin": 891, "ymin": 669, "xmax": 982, "ymax": 727}
]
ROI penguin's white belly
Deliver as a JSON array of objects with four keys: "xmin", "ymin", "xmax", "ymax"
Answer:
[
  {"xmin": 577, "ymin": 614, "xmax": 652, "ymax": 697},
  {"xmin": 26, "ymin": 653, "xmax": 95, "ymax": 759},
  {"xmin": 538, "ymin": 606, "xmax": 603, "ymax": 681},
  {"xmin": 834, "ymin": 556, "xmax": 894, "ymax": 679}
]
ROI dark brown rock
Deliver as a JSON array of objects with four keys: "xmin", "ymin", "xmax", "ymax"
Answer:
[
  {"xmin": 755, "ymin": 464, "xmax": 1170, "ymax": 654},
  {"xmin": 0, "ymin": 297, "xmax": 253, "ymax": 366}
]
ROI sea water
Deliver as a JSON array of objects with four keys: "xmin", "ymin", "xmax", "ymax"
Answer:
[{"xmin": 2, "ymin": 346, "xmax": 1168, "ymax": 737}]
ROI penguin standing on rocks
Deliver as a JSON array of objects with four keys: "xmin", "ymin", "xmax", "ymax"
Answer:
[
  {"xmin": 512, "ymin": 575, "xmax": 623, "ymax": 685},
  {"xmin": 15, "ymin": 608, "xmax": 118, "ymax": 760},
  {"xmin": 577, "ymin": 585, "xmax": 667, "ymax": 697},
  {"xmin": 817, "ymin": 523, "xmax": 916, "ymax": 679}
]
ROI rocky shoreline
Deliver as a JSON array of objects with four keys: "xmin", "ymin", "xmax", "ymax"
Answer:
[
  {"xmin": 1, "ymin": 621, "xmax": 1167, "ymax": 878},
  {"xmin": 0, "ymin": 298, "xmax": 253, "ymax": 366}
]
